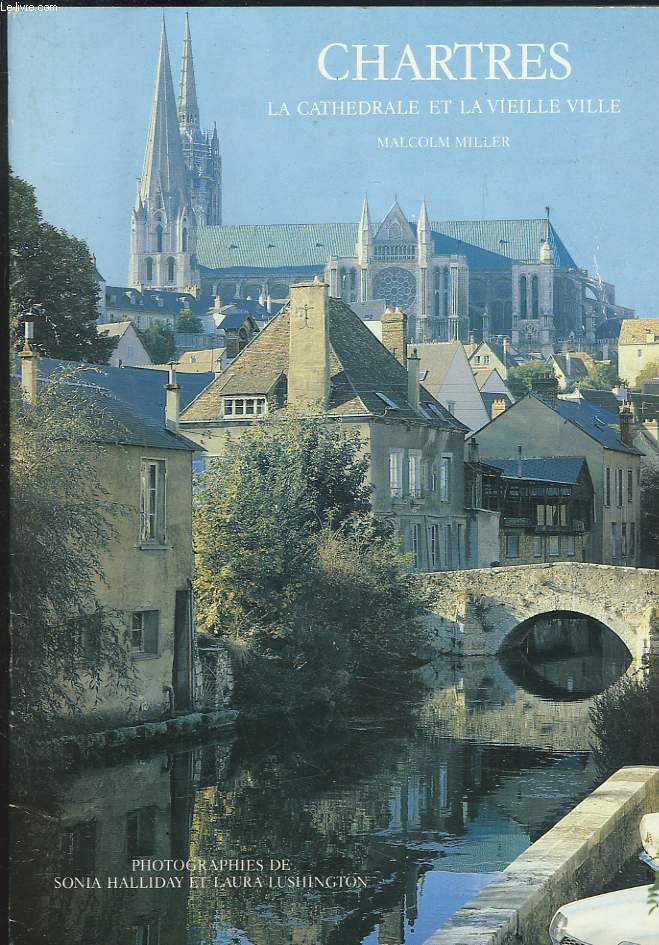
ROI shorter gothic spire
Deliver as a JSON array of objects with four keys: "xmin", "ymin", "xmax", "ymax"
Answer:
[{"xmin": 178, "ymin": 12, "xmax": 200, "ymax": 129}]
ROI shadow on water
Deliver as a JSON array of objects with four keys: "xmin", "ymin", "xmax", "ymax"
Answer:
[{"xmin": 10, "ymin": 615, "xmax": 633, "ymax": 945}]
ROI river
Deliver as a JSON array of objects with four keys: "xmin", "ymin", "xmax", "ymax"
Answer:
[{"xmin": 10, "ymin": 615, "xmax": 632, "ymax": 945}]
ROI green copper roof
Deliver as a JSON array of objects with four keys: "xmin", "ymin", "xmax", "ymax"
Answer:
[{"xmin": 196, "ymin": 219, "xmax": 576, "ymax": 272}]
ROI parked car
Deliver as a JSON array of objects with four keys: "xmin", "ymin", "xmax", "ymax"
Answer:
[{"xmin": 549, "ymin": 813, "xmax": 659, "ymax": 945}]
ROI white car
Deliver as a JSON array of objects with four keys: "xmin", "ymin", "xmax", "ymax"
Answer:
[{"xmin": 549, "ymin": 813, "xmax": 659, "ymax": 945}]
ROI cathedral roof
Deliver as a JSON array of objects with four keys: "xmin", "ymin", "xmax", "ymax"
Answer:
[
  {"xmin": 181, "ymin": 297, "xmax": 467, "ymax": 428},
  {"xmin": 196, "ymin": 219, "xmax": 576, "ymax": 273}
]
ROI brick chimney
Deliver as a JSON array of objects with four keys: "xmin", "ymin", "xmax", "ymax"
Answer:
[
  {"xmin": 407, "ymin": 345, "xmax": 420, "ymax": 412},
  {"xmin": 164, "ymin": 362, "xmax": 181, "ymax": 432},
  {"xmin": 381, "ymin": 306, "xmax": 408, "ymax": 365},
  {"xmin": 491, "ymin": 398, "xmax": 508, "ymax": 419},
  {"xmin": 531, "ymin": 371, "xmax": 559, "ymax": 407},
  {"xmin": 619, "ymin": 402, "xmax": 634, "ymax": 447},
  {"xmin": 19, "ymin": 317, "xmax": 38, "ymax": 405},
  {"xmin": 288, "ymin": 277, "xmax": 330, "ymax": 409}
]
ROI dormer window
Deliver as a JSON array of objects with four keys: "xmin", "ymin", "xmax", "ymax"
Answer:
[{"xmin": 223, "ymin": 397, "xmax": 267, "ymax": 418}]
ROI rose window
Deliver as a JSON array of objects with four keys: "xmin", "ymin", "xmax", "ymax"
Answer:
[{"xmin": 373, "ymin": 267, "xmax": 416, "ymax": 311}]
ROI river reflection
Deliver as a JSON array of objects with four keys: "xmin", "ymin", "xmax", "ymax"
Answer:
[{"xmin": 11, "ymin": 628, "xmax": 632, "ymax": 945}]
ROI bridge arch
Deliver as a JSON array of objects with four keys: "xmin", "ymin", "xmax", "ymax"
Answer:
[{"xmin": 497, "ymin": 608, "xmax": 633, "ymax": 659}]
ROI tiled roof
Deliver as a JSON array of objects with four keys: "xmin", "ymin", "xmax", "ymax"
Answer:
[
  {"xmin": 550, "ymin": 397, "xmax": 640, "ymax": 454},
  {"xmin": 572, "ymin": 387, "xmax": 659, "ymax": 422},
  {"xmin": 181, "ymin": 298, "xmax": 467, "ymax": 429},
  {"xmin": 619, "ymin": 318, "xmax": 659, "ymax": 345},
  {"xmin": 551, "ymin": 352, "xmax": 594, "ymax": 379},
  {"xmin": 196, "ymin": 219, "xmax": 576, "ymax": 272},
  {"xmin": 415, "ymin": 342, "xmax": 461, "ymax": 390},
  {"xmin": 22, "ymin": 357, "xmax": 212, "ymax": 450},
  {"xmin": 487, "ymin": 456, "xmax": 589, "ymax": 485},
  {"xmin": 97, "ymin": 320, "xmax": 133, "ymax": 339},
  {"xmin": 105, "ymin": 286, "xmax": 211, "ymax": 316}
]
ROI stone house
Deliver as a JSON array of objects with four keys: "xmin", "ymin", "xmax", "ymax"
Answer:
[
  {"xmin": 468, "ymin": 338, "xmax": 544, "ymax": 382},
  {"xmin": 475, "ymin": 375, "xmax": 642, "ymax": 565},
  {"xmin": 180, "ymin": 279, "xmax": 471, "ymax": 571},
  {"xmin": 618, "ymin": 318, "xmax": 659, "ymax": 387},
  {"xmin": 18, "ymin": 350, "xmax": 206, "ymax": 727},
  {"xmin": 414, "ymin": 340, "xmax": 490, "ymax": 433},
  {"xmin": 481, "ymin": 456, "xmax": 594, "ymax": 565},
  {"xmin": 547, "ymin": 351, "xmax": 595, "ymax": 390},
  {"xmin": 97, "ymin": 320, "xmax": 152, "ymax": 368}
]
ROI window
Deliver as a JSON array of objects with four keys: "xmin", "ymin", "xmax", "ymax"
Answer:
[
  {"xmin": 505, "ymin": 534, "xmax": 520, "ymax": 558},
  {"xmin": 483, "ymin": 355, "xmax": 490, "ymax": 365},
  {"xmin": 126, "ymin": 807, "xmax": 156, "ymax": 859},
  {"xmin": 375, "ymin": 391, "xmax": 399, "ymax": 410},
  {"xmin": 533, "ymin": 536, "xmax": 543, "ymax": 558},
  {"xmin": 444, "ymin": 524, "xmax": 451, "ymax": 569},
  {"xmin": 457, "ymin": 523, "xmax": 464, "ymax": 568},
  {"xmin": 140, "ymin": 460, "xmax": 166, "ymax": 544},
  {"xmin": 440, "ymin": 457, "xmax": 451, "ymax": 502},
  {"xmin": 131, "ymin": 611, "xmax": 159, "ymax": 657},
  {"xmin": 409, "ymin": 451, "xmax": 422, "ymax": 497},
  {"xmin": 167, "ymin": 257, "xmax": 175, "ymax": 283},
  {"xmin": 155, "ymin": 224, "xmax": 163, "ymax": 253},
  {"xmin": 531, "ymin": 275, "xmax": 539, "ymax": 317},
  {"xmin": 182, "ymin": 227, "xmax": 188, "ymax": 252},
  {"xmin": 630, "ymin": 522, "xmax": 636, "ymax": 557},
  {"xmin": 621, "ymin": 523, "xmax": 628, "ymax": 557},
  {"xmin": 536, "ymin": 503, "xmax": 546, "ymax": 526},
  {"xmin": 411, "ymin": 523, "xmax": 422, "ymax": 569},
  {"xmin": 520, "ymin": 276, "xmax": 528, "ymax": 318},
  {"xmin": 566, "ymin": 535, "xmax": 576, "ymax": 556},
  {"xmin": 446, "ymin": 400, "xmax": 456, "ymax": 415},
  {"xmin": 389, "ymin": 449, "xmax": 404, "ymax": 498},
  {"xmin": 604, "ymin": 467, "xmax": 611, "ymax": 507},
  {"xmin": 430, "ymin": 524, "xmax": 441, "ymax": 569},
  {"xmin": 616, "ymin": 469, "xmax": 624, "ymax": 507},
  {"xmin": 474, "ymin": 356, "xmax": 481, "ymax": 365},
  {"xmin": 192, "ymin": 454, "xmax": 207, "ymax": 475},
  {"xmin": 560, "ymin": 503, "xmax": 568, "ymax": 526},
  {"xmin": 628, "ymin": 469, "xmax": 634, "ymax": 503},
  {"xmin": 611, "ymin": 522, "xmax": 618, "ymax": 558},
  {"xmin": 133, "ymin": 921, "xmax": 160, "ymax": 945},
  {"xmin": 59, "ymin": 821, "xmax": 96, "ymax": 874},
  {"xmin": 431, "ymin": 467, "xmax": 438, "ymax": 493},
  {"xmin": 222, "ymin": 397, "xmax": 267, "ymax": 417},
  {"xmin": 548, "ymin": 535, "xmax": 560, "ymax": 556},
  {"xmin": 145, "ymin": 257, "xmax": 153, "ymax": 283}
]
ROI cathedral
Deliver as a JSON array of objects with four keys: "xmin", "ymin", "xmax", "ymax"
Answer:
[{"xmin": 128, "ymin": 16, "xmax": 633, "ymax": 353}]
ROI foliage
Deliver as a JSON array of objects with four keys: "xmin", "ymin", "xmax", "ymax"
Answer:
[
  {"xmin": 10, "ymin": 367, "xmax": 134, "ymax": 738},
  {"xmin": 137, "ymin": 321, "xmax": 176, "ymax": 363},
  {"xmin": 633, "ymin": 358, "xmax": 659, "ymax": 390},
  {"xmin": 589, "ymin": 659, "xmax": 659, "ymax": 775},
  {"xmin": 506, "ymin": 360, "xmax": 552, "ymax": 399},
  {"xmin": 9, "ymin": 172, "xmax": 117, "ymax": 363},
  {"xmin": 583, "ymin": 360, "xmax": 619, "ymax": 390},
  {"xmin": 177, "ymin": 309, "xmax": 203, "ymax": 334},
  {"xmin": 193, "ymin": 416, "xmax": 428, "ymax": 717},
  {"xmin": 641, "ymin": 465, "xmax": 659, "ymax": 566}
]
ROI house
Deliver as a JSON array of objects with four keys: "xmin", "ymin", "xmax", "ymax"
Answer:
[
  {"xmin": 211, "ymin": 300, "xmax": 260, "ymax": 358},
  {"xmin": 482, "ymin": 456, "xmax": 594, "ymax": 565},
  {"xmin": 463, "ymin": 440, "xmax": 502, "ymax": 567},
  {"xmin": 475, "ymin": 367, "xmax": 515, "ymax": 423},
  {"xmin": 475, "ymin": 373, "xmax": 642, "ymax": 565},
  {"xmin": 180, "ymin": 279, "xmax": 471, "ymax": 571},
  {"xmin": 17, "ymin": 348, "xmax": 210, "ymax": 727},
  {"xmin": 97, "ymin": 320, "xmax": 152, "ymax": 368},
  {"xmin": 468, "ymin": 338, "xmax": 543, "ymax": 381},
  {"xmin": 618, "ymin": 318, "xmax": 659, "ymax": 387},
  {"xmin": 548, "ymin": 351, "xmax": 595, "ymax": 390},
  {"xmin": 101, "ymin": 285, "xmax": 210, "ymax": 331},
  {"xmin": 561, "ymin": 386, "xmax": 659, "ymax": 468},
  {"xmin": 144, "ymin": 347, "xmax": 226, "ymax": 374},
  {"xmin": 414, "ymin": 341, "xmax": 490, "ymax": 433}
]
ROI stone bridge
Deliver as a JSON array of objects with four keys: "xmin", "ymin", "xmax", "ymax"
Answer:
[{"xmin": 419, "ymin": 563, "xmax": 659, "ymax": 662}]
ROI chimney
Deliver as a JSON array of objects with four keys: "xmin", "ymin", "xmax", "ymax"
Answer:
[
  {"xmin": 469, "ymin": 330, "xmax": 477, "ymax": 345},
  {"xmin": 565, "ymin": 352, "xmax": 571, "ymax": 377},
  {"xmin": 644, "ymin": 418, "xmax": 658, "ymax": 443},
  {"xmin": 502, "ymin": 336, "xmax": 510, "ymax": 357},
  {"xmin": 407, "ymin": 345, "xmax": 420, "ymax": 412},
  {"xmin": 266, "ymin": 294, "xmax": 272, "ymax": 314},
  {"xmin": 381, "ymin": 306, "xmax": 408, "ymax": 365},
  {"xmin": 646, "ymin": 328, "xmax": 655, "ymax": 344},
  {"xmin": 531, "ymin": 371, "xmax": 559, "ymax": 407},
  {"xmin": 491, "ymin": 398, "xmax": 508, "ymax": 419},
  {"xmin": 469, "ymin": 438, "xmax": 480, "ymax": 463},
  {"xmin": 619, "ymin": 402, "xmax": 634, "ymax": 447},
  {"xmin": 164, "ymin": 362, "xmax": 181, "ymax": 432},
  {"xmin": 516, "ymin": 445, "xmax": 523, "ymax": 479},
  {"xmin": 288, "ymin": 277, "xmax": 330, "ymax": 409},
  {"xmin": 19, "ymin": 317, "xmax": 38, "ymax": 405},
  {"xmin": 214, "ymin": 292, "xmax": 222, "ymax": 311}
]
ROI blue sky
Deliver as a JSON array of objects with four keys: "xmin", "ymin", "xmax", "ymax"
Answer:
[{"xmin": 8, "ymin": 6, "xmax": 659, "ymax": 314}]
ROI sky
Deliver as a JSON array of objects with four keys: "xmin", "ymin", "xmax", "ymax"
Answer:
[{"xmin": 8, "ymin": 5, "xmax": 659, "ymax": 314}]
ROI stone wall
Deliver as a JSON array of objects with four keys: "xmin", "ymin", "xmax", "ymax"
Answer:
[{"xmin": 422, "ymin": 765, "xmax": 659, "ymax": 945}]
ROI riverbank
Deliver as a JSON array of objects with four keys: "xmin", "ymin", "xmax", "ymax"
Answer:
[
  {"xmin": 423, "ymin": 765, "xmax": 659, "ymax": 945},
  {"xmin": 47, "ymin": 708, "xmax": 239, "ymax": 766}
]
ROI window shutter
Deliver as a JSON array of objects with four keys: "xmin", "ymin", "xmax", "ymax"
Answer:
[
  {"xmin": 143, "ymin": 611, "xmax": 159, "ymax": 655},
  {"xmin": 139, "ymin": 462, "xmax": 148, "ymax": 540}
]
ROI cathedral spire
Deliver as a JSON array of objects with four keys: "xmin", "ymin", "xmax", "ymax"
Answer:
[
  {"xmin": 139, "ymin": 16, "xmax": 188, "ymax": 202},
  {"xmin": 417, "ymin": 197, "xmax": 430, "ymax": 237},
  {"xmin": 178, "ymin": 12, "xmax": 200, "ymax": 130},
  {"xmin": 356, "ymin": 194, "xmax": 372, "ymax": 266}
]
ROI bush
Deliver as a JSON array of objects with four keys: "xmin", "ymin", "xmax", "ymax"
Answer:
[{"xmin": 590, "ymin": 660, "xmax": 659, "ymax": 774}]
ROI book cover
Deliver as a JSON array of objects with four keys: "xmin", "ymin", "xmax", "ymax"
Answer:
[{"xmin": 7, "ymin": 5, "xmax": 659, "ymax": 945}]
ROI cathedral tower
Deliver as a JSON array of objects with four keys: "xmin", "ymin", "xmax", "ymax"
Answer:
[{"xmin": 129, "ymin": 17, "xmax": 198, "ymax": 291}]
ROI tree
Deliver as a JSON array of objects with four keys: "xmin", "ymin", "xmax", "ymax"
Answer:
[
  {"xmin": 633, "ymin": 359, "xmax": 659, "ymax": 391},
  {"xmin": 506, "ymin": 360, "xmax": 552, "ymax": 399},
  {"xmin": 177, "ymin": 309, "xmax": 203, "ymax": 334},
  {"xmin": 10, "ymin": 367, "xmax": 134, "ymax": 738},
  {"xmin": 137, "ymin": 322, "xmax": 176, "ymax": 363},
  {"xmin": 641, "ymin": 465, "xmax": 659, "ymax": 566},
  {"xmin": 583, "ymin": 361, "xmax": 619, "ymax": 390},
  {"xmin": 193, "ymin": 416, "xmax": 428, "ymax": 716},
  {"xmin": 9, "ymin": 172, "xmax": 117, "ymax": 363}
]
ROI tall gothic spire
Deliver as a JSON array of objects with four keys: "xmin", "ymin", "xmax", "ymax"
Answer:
[
  {"xmin": 356, "ymin": 194, "xmax": 372, "ymax": 266},
  {"xmin": 178, "ymin": 12, "xmax": 200, "ymax": 129},
  {"xmin": 417, "ymin": 197, "xmax": 430, "ymax": 238},
  {"xmin": 139, "ymin": 16, "xmax": 188, "ymax": 202},
  {"xmin": 358, "ymin": 194, "xmax": 371, "ymax": 236}
]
